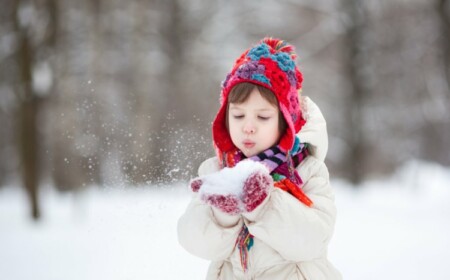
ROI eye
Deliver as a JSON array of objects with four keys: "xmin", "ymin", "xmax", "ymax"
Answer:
[
  {"xmin": 233, "ymin": 115, "xmax": 244, "ymax": 119},
  {"xmin": 258, "ymin": 116, "xmax": 271, "ymax": 120}
]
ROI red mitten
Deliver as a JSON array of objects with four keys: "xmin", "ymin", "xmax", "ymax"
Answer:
[
  {"xmin": 242, "ymin": 170, "xmax": 273, "ymax": 212},
  {"xmin": 190, "ymin": 178, "xmax": 203, "ymax": 192},
  {"xmin": 201, "ymin": 193, "xmax": 241, "ymax": 215},
  {"xmin": 189, "ymin": 160, "xmax": 273, "ymax": 215},
  {"xmin": 189, "ymin": 176, "xmax": 242, "ymax": 215}
]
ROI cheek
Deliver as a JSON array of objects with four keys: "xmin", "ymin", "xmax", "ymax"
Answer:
[
  {"xmin": 272, "ymin": 123, "xmax": 281, "ymax": 139},
  {"xmin": 227, "ymin": 118, "xmax": 239, "ymax": 139},
  {"xmin": 269, "ymin": 116, "xmax": 281, "ymax": 134},
  {"xmin": 268, "ymin": 119, "xmax": 281, "ymax": 142}
]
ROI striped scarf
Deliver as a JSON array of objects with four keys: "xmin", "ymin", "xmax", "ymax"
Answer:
[
  {"xmin": 223, "ymin": 136, "xmax": 313, "ymax": 273},
  {"xmin": 221, "ymin": 136, "xmax": 313, "ymax": 207}
]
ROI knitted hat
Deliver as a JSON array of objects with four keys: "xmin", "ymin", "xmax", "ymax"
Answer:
[{"xmin": 212, "ymin": 37, "xmax": 306, "ymax": 157}]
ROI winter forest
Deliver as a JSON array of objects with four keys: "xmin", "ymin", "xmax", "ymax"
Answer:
[{"xmin": 1, "ymin": 0, "xmax": 450, "ymax": 279}]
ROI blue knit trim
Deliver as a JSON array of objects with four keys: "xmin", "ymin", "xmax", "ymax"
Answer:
[
  {"xmin": 270, "ymin": 52, "xmax": 296, "ymax": 72},
  {"xmin": 247, "ymin": 43, "xmax": 271, "ymax": 61},
  {"xmin": 251, "ymin": 73, "xmax": 271, "ymax": 86}
]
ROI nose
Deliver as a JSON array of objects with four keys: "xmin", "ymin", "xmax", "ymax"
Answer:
[{"xmin": 243, "ymin": 122, "xmax": 256, "ymax": 134}]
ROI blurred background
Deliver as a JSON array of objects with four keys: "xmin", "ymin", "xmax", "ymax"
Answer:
[{"xmin": 1, "ymin": 0, "xmax": 449, "ymax": 279}]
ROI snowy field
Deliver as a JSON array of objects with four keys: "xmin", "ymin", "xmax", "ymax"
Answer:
[{"xmin": 1, "ymin": 160, "xmax": 449, "ymax": 280}]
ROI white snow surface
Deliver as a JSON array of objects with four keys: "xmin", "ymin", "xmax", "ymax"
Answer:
[
  {"xmin": 1, "ymin": 160, "xmax": 449, "ymax": 280},
  {"xmin": 198, "ymin": 160, "xmax": 269, "ymax": 197}
]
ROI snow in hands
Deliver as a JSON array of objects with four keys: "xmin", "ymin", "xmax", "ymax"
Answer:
[{"xmin": 190, "ymin": 160, "xmax": 273, "ymax": 214}]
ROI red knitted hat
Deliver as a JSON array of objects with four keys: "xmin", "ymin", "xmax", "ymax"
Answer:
[{"xmin": 213, "ymin": 37, "xmax": 306, "ymax": 157}]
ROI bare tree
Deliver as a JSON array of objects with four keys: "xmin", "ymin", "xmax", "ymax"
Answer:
[
  {"xmin": 12, "ymin": 0, "xmax": 59, "ymax": 219},
  {"xmin": 340, "ymin": 0, "xmax": 371, "ymax": 184},
  {"xmin": 439, "ymin": 0, "xmax": 450, "ymax": 85},
  {"xmin": 421, "ymin": 0, "xmax": 450, "ymax": 165}
]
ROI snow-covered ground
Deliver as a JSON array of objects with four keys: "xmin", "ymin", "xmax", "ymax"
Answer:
[{"xmin": 1, "ymin": 160, "xmax": 449, "ymax": 280}]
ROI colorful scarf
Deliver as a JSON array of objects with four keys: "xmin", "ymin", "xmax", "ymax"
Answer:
[
  {"xmin": 222, "ymin": 136, "xmax": 313, "ymax": 273},
  {"xmin": 221, "ymin": 136, "xmax": 313, "ymax": 207}
]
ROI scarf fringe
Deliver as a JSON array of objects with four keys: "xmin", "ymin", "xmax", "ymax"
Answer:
[{"xmin": 235, "ymin": 225, "xmax": 253, "ymax": 273}]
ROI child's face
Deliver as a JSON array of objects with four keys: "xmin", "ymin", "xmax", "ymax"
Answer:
[{"xmin": 228, "ymin": 87, "xmax": 281, "ymax": 157}]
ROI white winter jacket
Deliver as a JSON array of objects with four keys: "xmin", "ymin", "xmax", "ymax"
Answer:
[{"xmin": 178, "ymin": 97, "xmax": 342, "ymax": 280}]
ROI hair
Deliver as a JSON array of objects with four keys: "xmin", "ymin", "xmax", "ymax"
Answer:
[{"xmin": 225, "ymin": 82, "xmax": 287, "ymax": 134}]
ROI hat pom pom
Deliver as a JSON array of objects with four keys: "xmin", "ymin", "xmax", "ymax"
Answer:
[{"xmin": 261, "ymin": 37, "xmax": 297, "ymax": 61}]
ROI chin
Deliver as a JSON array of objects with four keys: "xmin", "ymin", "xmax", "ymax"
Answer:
[{"xmin": 242, "ymin": 149, "xmax": 259, "ymax": 158}]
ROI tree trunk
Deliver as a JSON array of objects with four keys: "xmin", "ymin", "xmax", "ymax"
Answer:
[
  {"xmin": 342, "ymin": 0, "xmax": 370, "ymax": 185},
  {"xmin": 19, "ymin": 98, "xmax": 40, "ymax": 219},
  {"xmin": 439, "ymin": 0, "xmax": 450, "ymax": 84},
  {"xmin": 13, "ymin": 0, "xmax": 40, "ymax": 219}
]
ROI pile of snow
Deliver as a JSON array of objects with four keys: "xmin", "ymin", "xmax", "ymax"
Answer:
[
  {"xmin": 198, "ymin": 160, "xmax": 269, "ymax": 196},
  {"xmin": 0, "ymin": 160, "xmax": 449, "ymax": 280}
]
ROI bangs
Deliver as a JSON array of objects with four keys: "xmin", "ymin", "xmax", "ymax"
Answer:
[{"xmin": 228, "ymin": 83, "xmax": 278, "ymax": 107}]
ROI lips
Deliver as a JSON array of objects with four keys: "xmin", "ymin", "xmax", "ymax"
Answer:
[{"xmin": 243, "ymin": 140, "xmax": 255, "ymax": 149}]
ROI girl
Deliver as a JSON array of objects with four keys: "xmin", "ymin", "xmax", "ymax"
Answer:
[{"xmin": 178, "ymin": 38, "xmax": 341, "ymax": 280}]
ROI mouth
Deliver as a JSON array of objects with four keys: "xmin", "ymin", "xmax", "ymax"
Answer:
[{"xmin": 243, "ymin": 140, "xmax": 255, "ymax": 149}]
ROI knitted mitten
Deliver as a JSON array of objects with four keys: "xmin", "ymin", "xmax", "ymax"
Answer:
[
  {"xmin": 190, "ymin": 178, "xmax": 241, "ymax": 215},
  {"xmin": 242, "ymin": 169, "xmax": 273, "ymax": 212},
  {"xmin": 190, "ymin": 160, "xmax": 273, "ymax": 215},
  {"xmin": 190, "ymin": 178, "xmax": 203, "ymax": 193},
  {"xmin": 202, "ymin": 193, "xmax": 241, "ymax": 215}
]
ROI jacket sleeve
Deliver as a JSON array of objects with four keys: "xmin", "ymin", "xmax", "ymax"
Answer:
[
  {"xmin": 177, "ymin": 158, "xmax": 244, "ymax": 261},
  {"xmin": 243, "ymin": 156, "xmax": 337, "ymax": 262}
]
